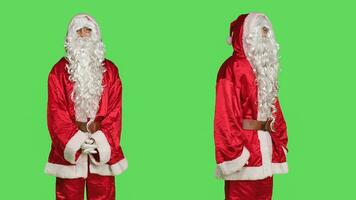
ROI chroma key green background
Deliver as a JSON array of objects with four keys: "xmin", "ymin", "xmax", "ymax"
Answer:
[{"xmin": 0, "ymin": 0, "xmax": 355, "ymax": 199}]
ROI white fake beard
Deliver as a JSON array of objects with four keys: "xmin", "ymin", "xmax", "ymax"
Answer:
[
  {"xmin": 245, "ymin": 28, "xmax": 280, "ymax": 121},
  {"xmin": 65, "ymin": 36, "xmax": 106, "ymax": 122}
]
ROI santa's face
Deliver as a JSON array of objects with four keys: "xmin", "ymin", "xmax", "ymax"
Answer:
[
  {"xmin": 76, "ymin": 27, "xmax": 92, "ymax": 38},
  {"xmin": 261, "ymin": 26, "xmax": 269, "ymax": 38}
]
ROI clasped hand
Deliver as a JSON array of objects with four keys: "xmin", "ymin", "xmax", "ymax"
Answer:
[{"xmin": 81, "ymin": 138, "xmax": 97, "ymax": 154}]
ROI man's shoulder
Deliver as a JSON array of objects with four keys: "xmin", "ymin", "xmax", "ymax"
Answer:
[
  {"xmin": 217, "ymin": 57, "xmax": 238, "ymax": 80},
  {"xmin": 103, "ymin": 58, "xmax": 119, "ymax": 74},
  {"xmin": 217, "ymin": 56, "xmax": 249, "ymax": 84},
  {"xmin": 49, "ymin": 57, "xmax": 69, "ymax": 77}
]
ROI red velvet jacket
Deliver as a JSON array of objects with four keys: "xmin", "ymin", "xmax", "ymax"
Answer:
[
  {"xmin": 45, "ymin": 57, "xmax": 128, "ymax": 179},
  {"xmin": 214, "ymin": 13, "xmax": 288, "ymax": 180}
]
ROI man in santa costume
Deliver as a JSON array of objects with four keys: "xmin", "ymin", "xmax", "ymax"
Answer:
[
  {"xmin": 44, "ymin": 14, "xmax": 128, "ymax": 200},
  {"xmin": 214, "ymin": 12, "xmax": 288, "ymax": 200}
]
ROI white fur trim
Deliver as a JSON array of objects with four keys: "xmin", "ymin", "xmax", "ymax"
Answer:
[
  {"xmin": 90, "ymin": 158, "xmax": 128, "ymax": 176},
  {"xmin": 64, "ymin": 130, "xmax": 88, "ymax": 164},
  {"xmin": 90, "ymin": 130, "xmax": 111, "ymax": 164},
  {"xmin": 272, "ymin": 162, "xmax": 288, "ymax": 174},
  {"xmin": 44, "ymin": 156, "xmax": 128, "ymax": 178},
  {"xmin": 45, "ymin": 153, "xmax": 88, "ymax": 179},
  {"xmin": 216, "ymin": 162, "xmax": 288, "ymax": 180},
  {"xmin": 217, "ymin": 146, "xmax": 250, "ymax": 176}
]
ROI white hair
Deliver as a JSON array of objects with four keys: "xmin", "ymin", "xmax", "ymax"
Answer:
[
  {"xmin": 243, "ymin": 13, "xmax": 280, "ymax": 121},
  {"xmin": 64, "ymin": 14, "xmax": 106, "ymax": 122}
]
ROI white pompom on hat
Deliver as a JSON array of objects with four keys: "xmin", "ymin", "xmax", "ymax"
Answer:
[{"xmin": 226, "ymin": 36, "xmax": 232, "ymax": 45}]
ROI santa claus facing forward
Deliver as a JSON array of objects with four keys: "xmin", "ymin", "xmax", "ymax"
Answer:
[
  {"xmin": 44, "ymin": 14, "xmax": 128, "ymax": 200},
  {"xmin": 214, "ymin": 13, "xmax": 288, "ymax": 200}
]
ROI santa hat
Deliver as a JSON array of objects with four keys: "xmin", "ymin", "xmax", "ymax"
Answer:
[
  {"xmin": 66, "ymin": 13, "xmax": 101, "ymax": 41},
  {"xmin": 227, "ymin": 19, "xmax": 240, "ymax": 45},
  {"xmin": 227, "ymin": 12, "xmax": 272, "ymax": 46}
]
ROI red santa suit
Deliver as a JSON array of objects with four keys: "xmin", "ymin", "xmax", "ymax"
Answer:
[
  {"xmin": 44, "ymin": 14, "xmax": 127, "ymax": 200},
  {"xmin": 214, "ymin": 13, "xmax": 288, "ymax": 200}
]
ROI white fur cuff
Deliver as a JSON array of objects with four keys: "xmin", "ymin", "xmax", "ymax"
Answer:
[
  {"xmin": 89, "ymin": 158, "xmax": 128, "ymax": 176},
  {"xmin": 111, "ymin": 158, "xmax": 128, "ymax": 175},
  {"xmin": 64, "ymin": 130, "xmax": 88, "ymax": 164},
  {"xmin": 217, "ymin": 146, "xmax": 250, "ymax": 176},
  {"xmin": 91, "ymin": 130, "xmax": 111, "ymax": 164}
]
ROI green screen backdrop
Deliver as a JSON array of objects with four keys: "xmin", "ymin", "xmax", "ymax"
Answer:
[{"xmin": 1, "ymin": 0, "xmax": 355, "ymax": 199}]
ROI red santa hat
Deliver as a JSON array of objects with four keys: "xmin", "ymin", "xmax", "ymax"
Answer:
[{"xmin": 226, "ymin": 17, "xmax": 241, "ymax": 45}]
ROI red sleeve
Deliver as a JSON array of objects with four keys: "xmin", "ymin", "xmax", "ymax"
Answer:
[
  {"xmin": 91, "ymin": 64, "xmax": 125, "ymax": 165},
  {"xmin": 47, "ymin": 73, "xmax": 87, "ymax": 164},
  {"xmin": 214, "ymin": 67, "xmax": 250, "ymax": 176},
  {"xmin": 273, "ymin": 98, "xmax": 288, "ymax": 152}
]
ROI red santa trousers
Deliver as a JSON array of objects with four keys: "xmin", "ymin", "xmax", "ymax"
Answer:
[
  {"xmin": 225, "ymin": 176, "xmax": 273, "ymax": 200},
  {"xmin": 56, "ymin": 172, "xmax": 115, "ymax": 200}
]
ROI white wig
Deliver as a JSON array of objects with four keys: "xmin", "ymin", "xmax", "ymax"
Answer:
[{"xmin": 243, "ymin": 13, "xmax": 280, "ymax": 122}]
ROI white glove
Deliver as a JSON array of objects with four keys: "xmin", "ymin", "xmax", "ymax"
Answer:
[{"xmin": 81, "ymin": 139, "xmax": 98, "ymax": 154}]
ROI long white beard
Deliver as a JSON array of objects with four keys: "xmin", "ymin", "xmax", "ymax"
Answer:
[
  {"xmin": 65, "ymin": 37, "xmax": 106, "ymax": 122},
  {"xmin": 245, "ymin": 28, "xmax": 280, "ymax": 121}
]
